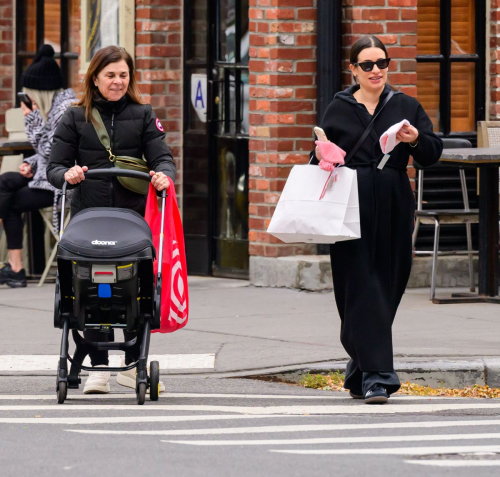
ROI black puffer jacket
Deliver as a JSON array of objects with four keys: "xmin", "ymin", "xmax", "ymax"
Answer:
[{"xmin": 47, "ymin": 94, "xmax": 176, "ymax": 217}]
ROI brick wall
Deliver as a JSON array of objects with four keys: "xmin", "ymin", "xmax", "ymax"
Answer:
[
  {"xmin": 490, "ymin": 0, "xmax": 500, "ymax": 119},
  {"xmin": 0, "ymin": 0, "xmax": 14, "ymax": 137},
  {"xmin": 248, "ymin": 0, "xmax": 318, "ymax": 259},
  {"xmin": 135, "ymin": 0, "xmax": 183, "ymax": 195},
  {"xmin": 342, "ymin": 0, "xmax": 418, "ymax": 188}
]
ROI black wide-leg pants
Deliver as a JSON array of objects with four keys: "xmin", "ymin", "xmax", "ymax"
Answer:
[
  {"xmin": 0, "ymin": 172, "xmax": 54, "ymax": 250},
  {"xmin": 84, "ymin": 329, "xmax": 138, "ymax": 367},
  {"xmin": 330, "ymin": 166, "xmax": 415, "ymax": 395}
]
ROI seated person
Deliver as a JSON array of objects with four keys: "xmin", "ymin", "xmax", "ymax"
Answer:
[{"xmin": 0, "ymin": 45, "xmax": 75, "ymax": 287}]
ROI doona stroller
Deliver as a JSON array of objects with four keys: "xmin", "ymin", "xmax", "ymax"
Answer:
[{"xmin": 54, "ymin": 169, "xmax": 166, "ymax": 405}]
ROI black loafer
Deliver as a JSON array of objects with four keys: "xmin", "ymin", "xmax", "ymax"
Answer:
[
  {"xmin": 0, "ymin": 264, "xmax": 27, "ymax": 288},
  {"xmin": 364, "ymin": 384, "xmax": 389, "ymax": 404},
  {"xmin": 349, "ymin": 390, "xmax": 364, "ymax": 399}
]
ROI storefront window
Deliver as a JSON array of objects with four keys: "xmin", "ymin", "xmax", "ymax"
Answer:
[
  {"xmin": 80, "ymin": 0, "xmax": 135, "ymax": 70},
  {"xmin": 416, "ymin": 0, "xmax": 485, "ymax": 136},
  {"xmin": 16, "ymin": 0, "xmax": 81, "ymax": 95}
]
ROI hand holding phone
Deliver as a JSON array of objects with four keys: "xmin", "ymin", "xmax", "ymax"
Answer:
[
  {"xmin": 17, "ymin": 92, "xmax": 33, "ymax": 111},
  {"xmin": 314, "ymin": 126, "xmax": 328, "ymax": 142}
]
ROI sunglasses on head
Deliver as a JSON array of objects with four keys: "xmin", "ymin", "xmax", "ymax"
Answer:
[{"xmin": 353, "ymin": 58, "xmax": 391, "ymax": 72}]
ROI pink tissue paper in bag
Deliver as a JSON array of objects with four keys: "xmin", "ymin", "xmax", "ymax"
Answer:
[{"xmin": 315, "ymin": 141, "xmax": 346, "ymax": 171}]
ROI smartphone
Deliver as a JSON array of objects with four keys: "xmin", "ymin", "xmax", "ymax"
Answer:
[
  {"xmin": 314, "ymin": 126, "xmax": 328, "ymax": 142},
  {"xmin": 17, "ymin": 92, "xmax": 32, "ymax": 110}
]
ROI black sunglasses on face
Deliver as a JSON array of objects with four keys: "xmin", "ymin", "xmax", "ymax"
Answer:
[{"xmin": 353, "ymin": 58, "xmax": 391, "ymax": 72}]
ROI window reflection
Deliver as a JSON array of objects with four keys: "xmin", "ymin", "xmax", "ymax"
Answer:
[
  {"xmin": 219, "ymin": 0, "xmax": 236, "ymax": 62},
  {"xmin": 86, "ymin": 0, "xmax": 119, "ymax": 60}
]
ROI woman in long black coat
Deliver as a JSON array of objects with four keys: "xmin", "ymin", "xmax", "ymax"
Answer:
[{"xmin": 313, "ymin": 36, "xmax": 442, "ymax": 403}]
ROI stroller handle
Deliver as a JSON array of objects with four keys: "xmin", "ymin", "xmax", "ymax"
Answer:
[{"xmin": 61, "ymin": 168, "xmax": 153, "ymax": 196}]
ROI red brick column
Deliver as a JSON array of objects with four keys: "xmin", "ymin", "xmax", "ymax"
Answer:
[
  {"xmin": 490, "ymin": 0, "xmax": 500, "ymax": 119},
  {"xmin": 0, "ymin": 0, "xmax": 14, "ymax": 136},
  {"xmin": 248, "ymin": 0, "xmax": 318, "ymax": 261},
  {"xmin": 135, "ymin": 0, "xmax": 183, "ymax": 193},
  {"xmin": 342, "ymin": 0, "xmax": 418, "ymax": 189}
]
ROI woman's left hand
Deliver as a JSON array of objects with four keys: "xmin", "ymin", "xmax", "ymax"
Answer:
[
  {"xmin": 150, "ymin": 170, "xmax": 170, "ymax": 192},
  {"xmin": 396, "ymin": 124, "xmax": 419, "ymax": 145}
]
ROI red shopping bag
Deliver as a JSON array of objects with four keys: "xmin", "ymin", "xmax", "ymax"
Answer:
[{"xmin": 144, "ymin": 179, "xmax": 189, "ymax": 333}]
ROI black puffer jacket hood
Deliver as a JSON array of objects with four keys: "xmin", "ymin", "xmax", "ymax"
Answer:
[{"xmin": 47, "ymin": 94, "xmax": 176, "ymax": 217}]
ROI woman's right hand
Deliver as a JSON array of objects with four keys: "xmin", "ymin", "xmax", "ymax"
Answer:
[
  {"xmin": 19, "ymin": 163, "xmax": 33, "ymax": 178},
  {"xmin": 20, "ymin": 102, "xmax": 32, "ymax": 117},
  {"xmin": 64, "ymin": 166, "xmax": 88, "ymax": 185},
  {"xmin": 315, "ymin": 145, "xmax": 323, "ymax": 161}
]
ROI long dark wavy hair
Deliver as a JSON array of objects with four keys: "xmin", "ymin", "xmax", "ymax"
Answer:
[{"xmin": 77, "ymin": 46, "xmax": 143, "ymax": 122}]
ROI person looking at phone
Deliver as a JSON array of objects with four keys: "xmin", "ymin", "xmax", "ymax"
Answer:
[
  {"xmin": 0, "ymin": 44, "xmax": 75, "ymax": 288},
  {"xmin": 311, "ymin": 36, "xmax": 442, "ymax": 404}
]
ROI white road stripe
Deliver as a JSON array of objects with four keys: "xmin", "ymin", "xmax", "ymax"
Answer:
[
  {"xmin": 0, "ymin": 393, "xmax": 465, "ymax": 401},
  {"xmin": 270, "ymin": 445, "xmax": 500, "ymax": 456},
  {"xmin": 65, "ymin": 420, "xmax": 500, "ymax": 436},
  {"xmin": 163, "ymin": 432, "xmax": 500, "ymax": 446},
  {"xmin": 406, "ymin": 460, "xmax": 500, "ymax": 467},
  {"xmin": 0, "ymin": 415, "xmax": 297, "ymax": 425},
  {"xmin": 1, "ymin": 403, "xmax": 500, "ymax": 413},
  {"xmin": 0, "ymin": 354, "xmax": 215, "ymax": 371}
]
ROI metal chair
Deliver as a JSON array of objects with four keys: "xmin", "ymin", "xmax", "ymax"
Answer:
[
  {"xmin": 37, "ymin": 203, "xmax": 71, "ymax": 287},
  {"xmin": 412, "ymin": 138, "xmax": 478, "ymax": 302},
  {"xmin": 477, "ymin": 121, "xmax": 500, "ymax": 148}
]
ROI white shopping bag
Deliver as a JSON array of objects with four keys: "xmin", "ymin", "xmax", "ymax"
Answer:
[{"xmin": 267, "ymin": 164, "xmax": 360, "ymax": 244}]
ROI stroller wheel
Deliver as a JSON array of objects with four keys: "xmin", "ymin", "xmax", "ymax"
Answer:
[
  {"xmin": 136, "ymin": 382, "xmax": 146, "ymax": 405},
  {"xmin": 149, "ymin": 361, "xmax": 160, "ymax": 401},
  {"xmin": 57, "ymin": 382, "xmax": 67, "ymax": 404}
]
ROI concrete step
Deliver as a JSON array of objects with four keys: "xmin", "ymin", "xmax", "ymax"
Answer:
[
  {"xmin": 244, "ymin": 357, "xmax": 500, "ymax": 389},
  {"xmin": 250, "ymin": 255, "xmax": 478, "ymax": 291}
]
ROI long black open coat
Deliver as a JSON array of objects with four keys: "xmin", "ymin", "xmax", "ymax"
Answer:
[{"xmin": 314, "ymin": 85, "xmax": 442, "ymax": 384}]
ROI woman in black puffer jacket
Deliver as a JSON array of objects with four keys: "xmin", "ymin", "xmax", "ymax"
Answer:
[{"xmin": 47, "ymin": 46, "xmax": 175, "ymax": 395}]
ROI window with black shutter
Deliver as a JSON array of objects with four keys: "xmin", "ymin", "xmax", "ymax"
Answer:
[{"xmin": 415, "ymin": 0, "xmax": 486, "ymax": 252}]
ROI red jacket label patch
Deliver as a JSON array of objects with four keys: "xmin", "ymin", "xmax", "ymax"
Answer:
[{"xmin": 156, "ymin": 118, "xmax": 164, "ymax": 132}]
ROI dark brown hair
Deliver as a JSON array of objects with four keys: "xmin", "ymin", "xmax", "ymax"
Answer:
[
  {"xmin": 349, "ymin": 35, "xmax": 389, "ymax": 64},
  {"xmin": 77, "ymin": 46, "xmax": 143, "ymax": 122}
]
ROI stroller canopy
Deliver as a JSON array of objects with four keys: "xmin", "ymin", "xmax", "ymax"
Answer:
[{"xmin": 59, "ymin": 208, "xmax": 154, "ymax": 259}]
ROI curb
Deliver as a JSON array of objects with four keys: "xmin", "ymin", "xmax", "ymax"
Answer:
[
  {"xmin": 3, "ymin": 357, "xmax": 500, "ymax": 388},
  {"xmin": 238, "ymin": 357, "xmax": 500, "ymax": 389}
]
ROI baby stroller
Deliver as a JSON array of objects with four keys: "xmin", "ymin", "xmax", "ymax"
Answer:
[{"xmin": 54, "ymin": 169, "xmax": 166, "ymax": 405}]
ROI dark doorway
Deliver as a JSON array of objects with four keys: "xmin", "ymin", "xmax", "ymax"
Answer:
[{"xmin": 183, "ymin": 0, "xmax": 250, "ymax": 278}]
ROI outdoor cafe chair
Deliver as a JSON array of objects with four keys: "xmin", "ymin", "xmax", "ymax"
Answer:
[{"xmin": 412, "ymin": 138, "xmax": 478, "ymax": 302}]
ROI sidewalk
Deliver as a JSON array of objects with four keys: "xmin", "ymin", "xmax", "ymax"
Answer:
[{"xmin": 0, "ymin": 277, "xmax": 499, "ymax": 387}]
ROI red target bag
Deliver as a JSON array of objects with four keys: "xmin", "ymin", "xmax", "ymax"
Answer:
[{"xmin": 144, "ymin": 179, "xmax": 189, "ymax": 333}]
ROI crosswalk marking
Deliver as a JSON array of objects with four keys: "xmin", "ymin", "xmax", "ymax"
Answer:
[
  {"xmin": 270, "ymin": 445, "xmax": 500, "ymax": 456},
  {"xmin": 0, "ymin": 393, "xmax": 462, "ymax": 401},
  {"xmin": 162, "ymin": 432, "xmax": 500, "ymax": 446},
  {"xmin": 65, "ymin": 420, "xmax": 500, "ymax": 436},
  {"xmin": 1, "ymin": 403, "xmax": 500, "ymax": 413},
  {"xmin": 0, "ymin": 354, "xmax": 215, "ymax": 371},
  {"xmin": 0, "ymin": 415, "xmax": 298, "ymax": 425},
  {"xmin": 406, "ymin": 460, "xmax": 500, "ymax": 467}
]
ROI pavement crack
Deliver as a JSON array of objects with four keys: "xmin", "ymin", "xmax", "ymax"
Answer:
[
  {"xmin": 183, "ymin": 327, "xmax": 333, "ymax": 347},
  {"xmin": 0, "ymin": 303, "xmax": 51, "ymax": 313}
]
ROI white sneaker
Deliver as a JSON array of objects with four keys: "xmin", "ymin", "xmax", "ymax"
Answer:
[
  {"xmin": 83, "ymin": 365, "xmax": 110, "ymax": 394},
  {"xmin": 116, "ymin": 358, "xmax": 165, "ymax": 394}
]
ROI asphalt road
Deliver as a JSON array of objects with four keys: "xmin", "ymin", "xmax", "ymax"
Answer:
[{"xmin": 2, "ymin": 377, "xmax": 500, "ymax": 476}]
